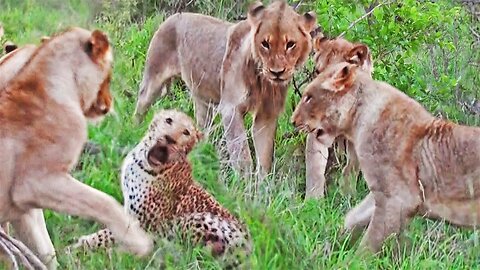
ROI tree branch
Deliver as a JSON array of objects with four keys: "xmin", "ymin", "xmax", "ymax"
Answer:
[
  {"xmin": 338, "ymin": 1, "xmax": 390, "ymax": 38},
  {"xmin": 0, "ymin": 228, "xmax": 47, "ymax": 270}
]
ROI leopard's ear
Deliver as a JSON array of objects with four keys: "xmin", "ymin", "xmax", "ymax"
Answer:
[
  {"xmin": 40, "ymin": 36, "xmax": 51, "ymax": 43},
  {"xmin": 4, "ymin": 42, "xmax": 18, "ymax": 54}
]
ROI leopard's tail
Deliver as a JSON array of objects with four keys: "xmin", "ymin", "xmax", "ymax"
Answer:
[{"xmin": 70, "ymin": 229, "xmax": 115, "ymax": 250}]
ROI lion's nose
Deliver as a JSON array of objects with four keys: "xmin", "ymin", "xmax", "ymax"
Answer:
[
  {"xmin": 269, "ymin": 68, "xmax": 285, "ymax": 77},
  {"xmin": 292, "ymin": 119, "xmax": 299, "ymax": 129}
]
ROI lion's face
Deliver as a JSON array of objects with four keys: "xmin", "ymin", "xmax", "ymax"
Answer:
[
  {"xmin": 84, "ymin": 71, "xmax": 113, "ymax": 120},
  {"xmin": 313, "ymin": 37, "xmax": 373, "ymax": 77},
  {"xmin": 292, "ymin": 62, "xmax": 359, "ymax": 146},
  {"xmin": 145, "ymin": 109, "xmax": 203, "ymax": 166},
  {"xmin": 248, "ymin": 1, "xmax": 316, "ymax": 84}
]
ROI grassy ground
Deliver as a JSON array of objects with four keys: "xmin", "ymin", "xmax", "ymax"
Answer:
[{"xmin": 1, "ymin": 0, "xmax": 479, "ymax": 269}]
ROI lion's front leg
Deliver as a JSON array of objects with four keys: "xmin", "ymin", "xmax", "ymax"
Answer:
[
  {"xmin": 252, "ymin": 113, "xmax": 277, "ymax": 179},
  {"xmin": 358, "ymin": 189, "xmax": 420, "ymax": 254},
  {"xmin": 305, "ymin": 134, "xmax": 329, "ymax": 199},
  {"xmin": 10, "ymin": 209, "xmax": 57, "ymax": 269},
  {"xmin": 220, "ymin": 106, "xmax": 253, "ymax": 178},
  {"xmin": 11, "ymin": 173, "xmax": 153, "ymax": 257}
]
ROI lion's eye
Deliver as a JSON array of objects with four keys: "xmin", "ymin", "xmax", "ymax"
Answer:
[
  {"xmin": 183, "ymin": 129, "xmax": 190, "ymax": 136},
  {"xmin": 305, "ymin": 95, "xmax": 312, "ymax": 104},
  {"xmin": 165, "ymin": 118, "xmax": 173, "ymax": 124},
  {"xmin": 261, "ymin": 40, "xmax": 270, "ymax": 50},
  {"xmin": 286, "ymin": 41, "xmax": 296, "ymax": 50}
]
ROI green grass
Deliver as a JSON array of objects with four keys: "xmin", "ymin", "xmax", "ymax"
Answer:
[{"xmin": 1, "ymin": 0, "xmax": 480, "ymax": 269}]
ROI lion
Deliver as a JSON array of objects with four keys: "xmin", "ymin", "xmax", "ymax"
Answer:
[
  {"xmin": 292, "ymin": 61, "xmax": 480, "ymax": 253},
  {"xmin": 305, "ymin": 36, "xmax": 373, "ymax": 199},
  {"xmin": 0, "ymin": 27, "xmax": 152, "ymax": 269},
  {"xmin": 133, "ymin": 1, "xmax": 316, "ymax": 178},
  {"xmin": 0, "ymin": 35, "xmax": 110, "ymax": 120}
]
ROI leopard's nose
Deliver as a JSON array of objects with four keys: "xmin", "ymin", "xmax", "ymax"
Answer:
[{"xmin": 164, "ymin": 135, "xmax": 176, "ymax": 144}]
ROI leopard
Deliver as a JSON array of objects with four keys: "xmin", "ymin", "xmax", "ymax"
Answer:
[
  {"xmin": 133, "ymin": 1, "xmax": 317, "ymax": 179},
  {"xmin": 292, "ymin": 61, "xmax": 480, "ymax": 253},
  {"xmin": 73, "ymin": 109, "xmax": 252, "ymax": 262},
  {"xmin": 304, "ymin": 36, "xmax": 373, "ymax": 199}
]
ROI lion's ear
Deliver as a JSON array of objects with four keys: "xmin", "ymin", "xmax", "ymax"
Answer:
[
  {"xmin": 196, "ymin": 130, "xmax": 204, "ymax": 141},
  {"xmin": 310, "ymin": 25, "xmax": 323, "ymax": 39},
  {"xmin": 40, "ymin": 36, "xmax": 50, "ymax": 43},
  {"xmin": 313, "ymin": 36, "xmax": 328, "ymax": 53},
  {"xmin": 324, "ymin": 63, "xmax": 357, "ymax": 92},
  {"xmin": 302, "ymin": 11, "xmax": 317, "ymax": 33},
  {"xmin": 247, "ymin": 1, "xmax": 265, "ymax": 25},
  {"xmin": 346, "ymin": 44, "xmax": 371, "ymax": 67},
  {"xmin": 86, "ymin": 30, "xmax": 110, "ymax": 63}
]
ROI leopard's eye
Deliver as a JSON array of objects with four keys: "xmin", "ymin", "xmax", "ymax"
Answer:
[
  {"xmin": 165, "ymin": 118, "xmax": 173, "ymax": 125},
  {"xmin": 286, "ymin": 41, "xmax": 296, "ymax": 50},
  {"xmin": 261, "ymin": 40, "xmax": 270, "ymax": 50},
  {"xmin": 183, "ymin": 129, "xmax": 190, "ymax": 136}
]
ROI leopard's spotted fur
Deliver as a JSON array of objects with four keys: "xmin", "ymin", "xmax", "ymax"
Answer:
[{"xmin": 73, "ymin": 109, "xmax": 251, "ymax": 259}]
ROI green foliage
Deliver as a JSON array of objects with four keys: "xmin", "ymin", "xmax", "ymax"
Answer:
[
  {"xmin": 0, "ymin": 0, "xmax": 479, "ymax": 269},
  {"xmin": 310, "ymin": 0, "xmax": 478, "ymax": 122}
]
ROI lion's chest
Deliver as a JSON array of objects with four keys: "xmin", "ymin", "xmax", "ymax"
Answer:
[{"xmin": 121, "ymin": 152, "xmax": 177, "ymax": 231}]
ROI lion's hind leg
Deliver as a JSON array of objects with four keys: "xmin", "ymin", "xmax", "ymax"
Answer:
[{"xmin": 134, "ymin": 24, "xmax": 180, "ymax": 124}]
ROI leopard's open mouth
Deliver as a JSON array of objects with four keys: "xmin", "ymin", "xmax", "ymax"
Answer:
[{"xmin": 147, "ymin": 144, "xmax": 169, "ymax": 166}]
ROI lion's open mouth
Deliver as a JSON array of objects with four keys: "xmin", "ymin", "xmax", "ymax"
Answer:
[
  {"xmin": 316, "ymin": 129, "xmax": 325, "ymax": 138},
  {"xmin": 272, "ymin": 77, "xmax": 286, "ymax": 83}
]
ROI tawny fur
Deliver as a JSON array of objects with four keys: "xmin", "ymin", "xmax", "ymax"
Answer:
[
  {"xmin": 293, "ymin": 62, "xmax": 480, "ymax": 253},
  {"xmin": 0, "ymin": 44, "xmax": 37, "ymax": 90},
  {"xmin": 0, "ymin": 37, "xmax": 111, "ymax": 120},
  {"xmin": 133, "ymin": 1, "xmax": 316, "ymax": 178},
  {"xmin": 0, "ymin": 27, "xmax": 153, "ymax": 269},
  {"xmin": 74, "ymin": 110, "xmax": 251, "ymax": 261},
  {"xmin": 305, "ymin": 36, "xmax": 373, "ymax": 199}
]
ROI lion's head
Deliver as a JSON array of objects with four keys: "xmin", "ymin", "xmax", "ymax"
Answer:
[
  {"xmin": 247, "ymin": 1, "xmax": 316, "ymax": 84},
  {"xmin": 313, "ymin": 36, "xmax": 373, "ymax": 77},
  {"xmin": 292, "ymin": 62, "xmax": 362, "ymax": 146}
]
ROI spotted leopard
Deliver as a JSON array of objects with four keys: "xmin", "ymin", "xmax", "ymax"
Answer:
[{"xmin": 73, "ymin": 109, "xmax": 251, "ymax": 260}]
